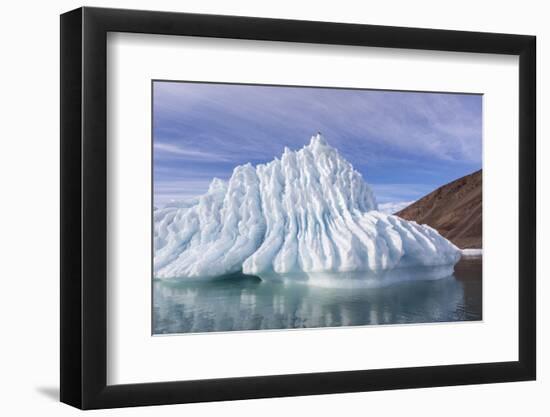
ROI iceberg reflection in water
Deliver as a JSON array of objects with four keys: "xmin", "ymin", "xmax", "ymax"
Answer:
[{"xmin": 153, "ymin": 257, "xmax": 482, "ymax": 335}]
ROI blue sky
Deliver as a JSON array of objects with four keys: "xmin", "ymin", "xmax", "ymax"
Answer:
[{"xmin": 153, "ymin": 81, "xmax": 482, "ymax": 208}]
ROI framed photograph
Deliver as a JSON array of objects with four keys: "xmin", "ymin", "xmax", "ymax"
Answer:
[{"xmin": 60, "ymin": 6, "xmax": 536, "ymax": 409}]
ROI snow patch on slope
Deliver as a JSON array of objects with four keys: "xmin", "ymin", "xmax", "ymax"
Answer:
[{"xmin": 461, "ymin": 248, "xmax": 483, "ymax": 257}]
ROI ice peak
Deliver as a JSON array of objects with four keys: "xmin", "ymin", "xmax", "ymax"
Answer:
[
  {"xmin": 207, "ymin": 177, "xmax": 227, "ymax": 194},
  {"xmin": 309, "ymin": 132, "xmax": 328, "ymax": 147}
]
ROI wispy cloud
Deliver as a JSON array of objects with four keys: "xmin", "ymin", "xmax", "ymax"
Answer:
[
  {"xmin": 153, "ymin": 81, "xmax": 482, "ymax": 205},
  {"xmin": 154, "ymin": 142, "xmax": 231, "ymax": 162}
]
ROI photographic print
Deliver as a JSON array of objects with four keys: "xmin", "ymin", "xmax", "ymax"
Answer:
[{"xmin": 152, "ymin": 81, "xmax": 482, "ymax": 335}]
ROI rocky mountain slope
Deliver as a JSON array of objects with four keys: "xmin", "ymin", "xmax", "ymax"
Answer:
[{"xmin": 396, "ymin": 170, "xmax": 482, "ymax": 249}]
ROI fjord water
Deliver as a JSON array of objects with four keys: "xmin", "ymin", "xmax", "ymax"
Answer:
[{"xmin": 153, "ymin": 256, "xmax": 482, "ymax": 335}]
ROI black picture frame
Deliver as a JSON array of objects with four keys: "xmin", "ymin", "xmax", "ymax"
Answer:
[{"xmin": 60, "ymin": 6, "xmax": 536, "ymax": 410}]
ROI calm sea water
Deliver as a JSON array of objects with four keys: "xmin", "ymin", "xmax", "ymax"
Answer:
[{"xmin": 153, "ymin": 256, "xmax": 482, "ymax": 335}]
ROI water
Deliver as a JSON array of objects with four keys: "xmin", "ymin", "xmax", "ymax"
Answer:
[{"xmin": 153, "ymin": 256, "xmax": 482, "ymax": 335}]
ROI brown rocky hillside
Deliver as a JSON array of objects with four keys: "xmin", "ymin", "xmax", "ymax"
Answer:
[{"xmin": 396, "ymin": 170, "xmax": 482, "ymax": 249}]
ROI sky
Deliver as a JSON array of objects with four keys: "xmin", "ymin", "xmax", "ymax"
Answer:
[{"xmin": 153, "ymin": 81, "xmax": 482, "ymax": 209}]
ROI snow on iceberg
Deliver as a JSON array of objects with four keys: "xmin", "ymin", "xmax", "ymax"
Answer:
[{"xmin": 154, "ymin": 134, "xmax": 460, "ymax": 280}]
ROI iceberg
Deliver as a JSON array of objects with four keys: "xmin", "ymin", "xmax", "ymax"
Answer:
[{"xmin": 154, "ymin": 134, "xmax": 460, "ymax": 280}]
